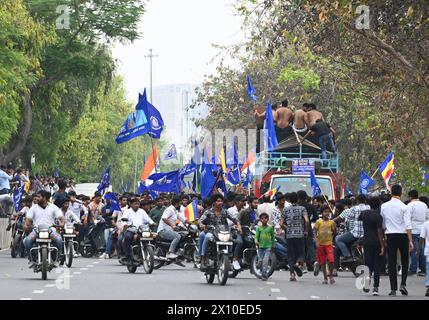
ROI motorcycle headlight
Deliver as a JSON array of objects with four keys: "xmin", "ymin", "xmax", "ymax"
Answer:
[
  {"xmin": 142, "ymin": 232, "xmax": 151, "ymax": 238},
  {"xmin": 218, "ymin": 233, "xmax": 230, "ymax": 242},
  {"xmin": 39, "ymin": 231, "xmax": 49, "ymax": 239},
  {"xmin": 65, "ymin": 228, "xmax": 74, "ymax": 234}
]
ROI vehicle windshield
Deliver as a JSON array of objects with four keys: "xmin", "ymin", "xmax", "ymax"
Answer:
[{"xmin": 271, "ymin": 176, "xmax": 334, "ymax": 200}]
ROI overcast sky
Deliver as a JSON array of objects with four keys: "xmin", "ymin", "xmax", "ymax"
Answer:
[{"xmin": 112, "ymin": 0, "xmax": 245, "ymax": 100}]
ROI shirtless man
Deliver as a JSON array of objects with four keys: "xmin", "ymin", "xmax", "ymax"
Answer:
[
  {"xmin": 293, "ymin": 103, "xmax": 310, "ymax": 135},
  {"xmin": 306, "ymin": 103, "xmax": 325, "ymax": 127},
  {"xmin": 275, "ymin": 99, "xmax": 294, "ymax": 142},
  {"xmin": 254, "ymin": 105, "xmax": 276, "ymax": 153}
]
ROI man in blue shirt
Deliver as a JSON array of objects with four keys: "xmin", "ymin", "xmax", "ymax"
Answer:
[{"xmin": 0, "ymin": 165, "xmax": 13, "ymax": 195}]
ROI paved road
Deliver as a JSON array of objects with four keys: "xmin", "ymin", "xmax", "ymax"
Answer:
[{"xmin": 0, "ymin": 250, "xmax": 427, "ymax": 300}]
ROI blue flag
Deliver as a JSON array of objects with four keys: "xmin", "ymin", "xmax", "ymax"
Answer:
[
  {"xmin": 191, "ymin": 170, "xmax": 198, "ymax": 193},
  {"xmin": 97, "ymin": 168, "xmax": 110, "ymax": 194},
  {"xmin": 179, "ymin": 163, "xmax": 197, "ymax": 177},
  {"xmin": 148, "ymin": 170, "xmax": 181, "ymax": 193},
  {"xmin": 310, "ymin": 171, "xmax": 322, "ymax": 197},
  {"xmin": 104, "ymin": 192, "xmax": 121, "ymax": 212},
  {"xmin": 116, "ymin": 89, "xmax": 164, "ymax": 143},
  {"xmin": 191, "ymin": 140, "xmax": 202, "ymax": 167},
  {"xmin": 215, "ymin": 169, "xmax": 228, "ymax": 196},
  {"xmin": 344, "ymin": 183, "xmax": 353, "ymax": 196},
  {"xmin": 360, "ymin": 170, "xmax": 375, "ymax": 195},
  {"xmin": 138, "ymin": 182, "xmax": 158, "ymax": 200},
  {"xmin": 164, "ymin": 144, "xmax": 177, "ymax": 160},
  {"xmin": 13, "ymin": 185, "xmax": 25, "ymax": 212},
  {"xmin": 243, "ymin": 167, "xmax": 253, "ymax": 188},
  {"xmin": 246, "ymin": 75, "xmax": 257, "ymax": 101},
  {"xmin": 201, "ymin": 149, "xmax": 218, "ymax": 199},
  {"xmin": 54, "ymin": 167, "xmax": 59, "ymax": 178},
  {"xmin": 264, "ymin": 101, "xmax": 278, "ymax": 151},
  {"xmin": 226, "ymin": 141, "xmax": 240, "ymax": 185}
]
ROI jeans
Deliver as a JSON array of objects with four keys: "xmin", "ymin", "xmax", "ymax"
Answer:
[
  {"xmin": 104, "ymin": 228, "xmax": 114, "ymax": 255},
  {"xmin": 386, "ymin": 234, "xmax": 409, "ymax": 291},
  {"xmin": 199, "ymin": 232, "xmax": 214, "ymax": 257},
  {"xmin": 410, "ymin": 234, "xmax": 426, "ymax": 273},
  {"xmin": 363, "ymin": 244, "xmax": 382, "ymax": 288},
  {"xmin": 122, "ymin": 230, "xmax": 135, "ymax": 258},
  {"xmin": 275, "ymin": 241, "xmax": 288, "ymax": 258},
  {"xmin": 258, "ymin": 248, "xmax": 272, "ymax": 277},
  {"xmin": 335, "ymin": 232, "xmax": 357, "ymax": 258},
  {"xmin": 118, "ymin": 232, "xmax": 125, "ymax": 257},
  {"xmin": 233, "ymin": 234, "xmax": 243, "ymax": 259},
  {"xmin": 158, "ymin": 229, "xmax": 181, "ymax": 253},
  {"xmin": 319, "ymin": 134, "xmax": 335, "ymax": 160},
  {"xmin": 305, "ymin": 228, "xmax": 316, "ymax": 265},
  {"xmin": 23, "ymin": 228, "xmax": 63, "ymax": 261},
  {"xmin": 0, "ymin": 188, "xmax": 9, "ymax": 195},
  {"xmin": 426, "ymin": 258, "xmax": 429, "ymax": 287}
]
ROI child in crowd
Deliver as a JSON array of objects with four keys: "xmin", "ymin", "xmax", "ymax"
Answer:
[{"xmin": 255, "ymin": 212, "xmax": 275, "ymax": 281}]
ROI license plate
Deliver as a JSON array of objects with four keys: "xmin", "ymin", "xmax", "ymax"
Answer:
[
  {"xmin": 141, "ymin": 238, "xmax": 153, "ymax": 241},
  {"xmin": 63, "ymin": 235, "xmax": 75, "ymax": 238},
  {"xmin": 36, "ymin": 239, "xmax": 51, "ymax": 243},
  {"xmin": 216, "ymin": 242, "xmax": 233, "ymax": 245}
]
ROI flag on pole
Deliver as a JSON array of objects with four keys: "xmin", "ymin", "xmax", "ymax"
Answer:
[
  {"xmin": 264, "ymin": 102, "xmax": 278, "ymax": 152},
  {"xmin": 360, "ymin": 170, "xmax": 375, "ymax": 195},
  {"xmin": 226, "ymin": 141, "xmax": 240, "ymax": 185},
  {"xmin": 97, "ymin": 167, "xmax": 110, "ymax": 194},
  {"xmin": 140, "ymin": 145, "xmax": 159, "ymax": 182},
  {"xmin": 54, "ymin": 167, "xmax": 59, "ymax": 178},
  {"xmin": 104, "ymin": 192, "xmax": 121, "ymax": 212},
  {"xmin": 201, "ymin": 149, "xmax": 218, "ymax": 199},
  {"xmin": 378, "ymin": 152, "xmax": 394, "ymax": 189},
  {"xmin": 218, "ymin": 145, "xmax": 227, "ymax": 173},
  {"xmin": 246, "ymin": 75, "xmax": 257, "ymax": 101},
  {"xmin": 241, "ymin": 148, "xmax": 256, "ymax": 173},
  {"xmin": 184, "ymin": 200, "xmax": 199, "ymax": 222},
  {"xmin": 147, "ymin": 170, "xmax": 181, "ymax": 193},
  {"xmin": 243, "ymin": 167, "xmax": 253, "ymax": 188},
  {"xmin": 13, "ymin": 185, "xmax": 25, "ymax": 212},
  {"xmin": 310, "ymin": 172, "xmax": 322, "ymax": 197},
  {"xmin": 262, "ymin": 186, "xmax": 280, "ymax": 200},
  {"xmin": 164, "ymin": 144, "xmax": 177, "ymax": 160},
  {"xmin": 139, "ymin": 89, "xmax": 165, "ymax": 139}
]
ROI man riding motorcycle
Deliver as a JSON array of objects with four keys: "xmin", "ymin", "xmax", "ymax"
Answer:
[
  {"xmin": 23, "ymin": 190, "xmax": 64, "ymax": 268},
  {"xmin": 198, "ymin": 193, "xmax": 242, "ymax": 271},
  {"xmin": 120, "ymin": 197, "xmax": 156, "ymax": 264},
  {"xmin": 156, "ymin": 196, "xmax": 191, "ymax": 259}
]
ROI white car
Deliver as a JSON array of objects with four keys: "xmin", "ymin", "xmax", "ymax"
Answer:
[{"xmin": 74, "ymin": 183, "xmax": 112, "ymax": 197}]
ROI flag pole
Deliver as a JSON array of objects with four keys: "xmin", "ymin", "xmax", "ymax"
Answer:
[{"xmin": 370, "ymin": 168, "xmax": 379, "ymax": 179}]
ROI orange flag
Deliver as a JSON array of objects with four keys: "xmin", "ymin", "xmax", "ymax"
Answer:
[
  {"xmin": 241, "ymin": 149, "xmax": 255, "ymax": 172},
  {"xmin": 140, "ymin": 145, "xmax": 159, "ymax": 182}
]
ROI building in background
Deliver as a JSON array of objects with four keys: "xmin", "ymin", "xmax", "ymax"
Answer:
[{"xmin": 152, "ymin": 84, "xmax": 207, "ymax": 159}]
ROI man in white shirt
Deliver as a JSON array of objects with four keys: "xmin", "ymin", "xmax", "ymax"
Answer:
[
  {"xmin": 120, "ymin": 197, "xmax": 155, "ymax": 263},
  {"xmin": 417, "ymin": 220, "xmax": 429, "ymax": 297},
  {"xmin": 0, "ymin": 164, "xmax": 13, "ymax": 195},
  {"xmin": 227, "ymin": 195, "xmax": 246, "ymax": 220},
  {"xmin": 157, "ymin": 196, "xmax": 190, "ymax": 259},
  {"xmin": 380, "ymin": 185, "xmax": 413, "ymax": 296},
  {"xmin": 408, "ymin": 189, "xmax": 429, "ymax": 275},
  {"xmin": 23, "ymin": 190, "xmax": 64, "ymax": 267},
  {"xmin": 257, "ymin": 196, "xmax": 276, "ymax": 224}
]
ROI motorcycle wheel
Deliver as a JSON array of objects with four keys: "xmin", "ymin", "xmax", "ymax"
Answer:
[
  {"xmin": 142, "ymin": 246, "xmax": 154, "ymax": 274},
  {"xmin": 41, "ymin": 247, "xmax": 48, "ymax": 280},
  {"xmin": 153, "ymin": 246, "xmax": 166, "ymax": 269},
  {"xmin": 80, "ymin": 245, "xmax": 94, "ymax": 258},
  {"xmin": 11, "ymin": 235, "xmax": 19, "ymax": 258},
  {"xmin": 217, "ymin": 254, "xmax": 230, "ymax": 286},
  {"xmin": 65, "ymin": 241, "xmax": 73, "ymax": 268},
  {"xmin": 251, "ymin": 253, "xmax": 276, "ymax": 279},
  {"xmin": 205, "ymin": 273, "xmax": 215, "ymax": 284},
  {"xmin": 127, "ymin": 264, "xmax": 137, "ymax": 273}
]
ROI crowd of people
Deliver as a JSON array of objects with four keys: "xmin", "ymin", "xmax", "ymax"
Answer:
[{"xmin": 2, "ymin": 163, "xmax": 429, "ymax": 297}]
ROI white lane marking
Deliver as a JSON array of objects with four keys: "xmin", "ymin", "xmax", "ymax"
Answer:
[
  {"xmin": 80, "ymin": 268, "xmax": 88, "ymax": 271},
  {"xmin": 65, "ymin": 275, "xmax": 73, "ymax": 278},
  {"xmin": 277, "ymin": 297, "xmax": 288, "ymax": 300},
  {"xmin": 20, "ymin": 298, "xmax": 32, "ymax": 300},
  {"xmin": 271, "ymin": 288, "xmax": 281, "ymax": 293},
  {"xmin": 73, "ymin": 272, "xmax": 81, "ymax": 275},
  {"xmin": 266, "ymin": 281, "xmax": 275, "ymax": 285},
  {"xmin": 45, "ymin": 284, "xmax": 56, "ymax": 288},
  {"xmin": 93, "ymin": 261, "xmax": 99, "ymax": 264},
  {"xmin": 86, "ymin": 265, "xmax": 94, "ymax": 268},
  {"xmin": 32, "ymin": 290, "xmax": 44, "ymax": 294},
  {"xmin": 310, "ymin": 296, "xmax": 321, "ymax": 299}
]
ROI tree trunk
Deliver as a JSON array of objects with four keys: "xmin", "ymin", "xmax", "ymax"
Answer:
[{"xmin": 0, "ymin": 92, "xmax": 33, "ymax": 164}]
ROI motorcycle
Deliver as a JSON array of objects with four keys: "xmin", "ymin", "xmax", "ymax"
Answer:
[
  {"xmin": 59, "ymin": 223, "xmax": 79, "ymax": 268},
  {"xmin": 79, "ymin": 216, "xmax": 106, "ymax": 258},
  {"xmin": 250, "ymin": 235, "xmax": 289, "ymax": 279},
  {"xmin": 29, "ymin": 224, "xmax": 59, "ymax": 280},
  {"xmin": 229, "ymin": 226, "xmax": 257, "ymax": 278},
  {"xmin": 153, "ymin": 223, "xmax": 200, "ymax": 269},
  {"xmin": 10, "ymin": 212, "xmax": 26, "ymax": 258},
  {"xmin": 337, "ymin": 239, "xmax": 365, "ymax": 277},
  {"xmin": 125, "ymin": 224, "xmax": 156, "ymax": 274},
  {"xmin": 202, "ymin": 225, "xmax": 233, "ymax": 286}
]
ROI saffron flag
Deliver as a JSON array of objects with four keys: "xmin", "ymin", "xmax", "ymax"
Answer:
[
  {"xmin": 140, "ymin": 145, "xmax": 159, "ymax": 182},
  {"xmin": 378, "ymin": 152, "xmax": 394, "ymax": 189},
  {"xmin": 184, "ymin": 200, "xmax": 199, "ymax": 222},
  {"xmin": 241, "ymin": 148, "xmax": 256, "ymax": 173}
]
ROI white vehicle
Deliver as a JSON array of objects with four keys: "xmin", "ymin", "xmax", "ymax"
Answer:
[
  {"xmin": 270, "ymin": 174, "xmax": 335, "ymax": 200},
  {"xmin": 74, "ymin": 183, "xmax": 112, "ymax": 197}
]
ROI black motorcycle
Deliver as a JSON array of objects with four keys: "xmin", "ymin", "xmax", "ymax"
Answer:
[
  {"xmin": 29, "ymin": 225, "xmax": 60, "ymax": 280},
  {"xmin": 79, "ymin": 217, "xmax": 105, "ymax": 258},
  {"xmin": 10, "ymin": 212, "xmax": 26, "ymax": 258},
  {"xmin": 153, "ymin": 223, "xmax": 200, "ymax": 269},
  {"xmin": 59, "ymin": 223, "xmax": 79, "ymax": 268},
  {"xmin": 125, "ymin": 224, "xmax": 156, "ymax": 274},
  {"xmin": 202, "ymin": 225, "xmax": 233, "ymax": 286},
  {"xmin": 229, "ymin": 226, "xmax": 257, "ymax": 278},
  {"xmin": 337, "ymin": 239, "xmax": 365, "ymax": 277}
]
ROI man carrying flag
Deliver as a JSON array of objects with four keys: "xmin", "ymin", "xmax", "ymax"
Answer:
[{"xmin": 378, "ymin": 152, "xmax": 394, "ymax": 190}]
